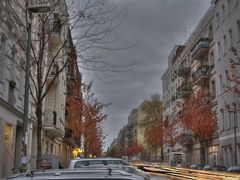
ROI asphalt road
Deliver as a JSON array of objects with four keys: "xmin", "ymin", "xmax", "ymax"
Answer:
[{"xmin": 150, "ymin": 173, "xmax": 172, "ymax": 180}]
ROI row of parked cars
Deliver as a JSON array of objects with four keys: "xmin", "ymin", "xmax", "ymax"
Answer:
[
  {"xmin": 189, "ymin": 164, "xmax": 240, "ymax": 173},
  {"xmin": 6, "ymin": 158, "xmax": 151, "ymax": 180}
]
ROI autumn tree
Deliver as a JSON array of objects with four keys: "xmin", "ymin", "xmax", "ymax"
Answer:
[
  {"xmin": 179, "ymin": 90, "xmax": 217, "ymax": 164},
  {"xmin": 5, "ymin": 0, "xmax": 128, "ymax": 168},
  {"xmin": 66, "ymin": 82, "xmax": 82, "ymax": 147},
  {"xmin": 144, "ymin": 120, "xmax": 164, "ymax": 159},
  {"xmin": 163, "ymin": 116, "xmax": 176, "ymax": 151},
  {"xmin": 225, "ymin": 46, "xmax": 240, "ymax": 110},
  {"xmin": 81, "ymin": 82, "xmax": 108, "ymax": 157},
  {"xmin": 106, "ymin": 147, "xmax": 122, "ymax": 158},
  {"xmin": 140, "ymin": 94, "xmax": 164, "ymax": 161},
  {"xmin": 227, "ymin": 47, "xmax": 240, "ymax": 86},
  {"xmin": 125, "ymin": 141, "xmax": 143, "ymax": 158}
]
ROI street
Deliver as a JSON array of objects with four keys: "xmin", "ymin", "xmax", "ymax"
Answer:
[
  {"xmin": 150, "ymin": 174, "xmax": 172, "ymax": 180},
  {"xmin": 149, "ymin": 173, "xmax": 172, "ymax": 180}
]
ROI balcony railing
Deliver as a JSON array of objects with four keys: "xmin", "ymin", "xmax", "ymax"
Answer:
[
  {"xmin": 177, "ymin": 66, "xmax": 191, "ymax": 77},
  {"xmin": 179, "ymin": 133, "xmax": 194, "ymax": 145},
  {"xmin": 192, "ymin": 65, "xmax": 210, "ymax": 85},
  {"xmin": 48, "ymin": 13, "xmax": 62, "ymax": 48},
  {"xmin": 177, "ymin": 82, "xmax": 192, "ymax": 98},
  {"xmin": 191, "ymin": 38, "xmax": 210, "ymax": 59},
  {"xmin": 44, "ymin": 109, "xmax": 64, "ymax": 137}
]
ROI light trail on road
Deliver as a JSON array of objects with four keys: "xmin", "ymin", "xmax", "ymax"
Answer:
[{"xmin": 149, "ymin": 172, "xmax": 173, "ymax": 180}]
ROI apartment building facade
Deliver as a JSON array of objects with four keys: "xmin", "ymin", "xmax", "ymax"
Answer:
[
  {"xmin": 162, "ymin": 0, "xmax": 240, "ymax": 167},
  {"xmin": 39, "ymin": 0, "xmax": 71, "ymax": 170},
  {"xmin": 213, "ymin": 0, "xmax": 240, "ymax": 167},
  {"xmin": 0, "ymin": 0, "xmax": 74, "ymax": 177},
  {"xmin": 113, "ymin": 101, "xmax": 163, "ymax": 161},
  {"xmin": 162, "ymin": 3, "xmax": 218, "ymax": 165},
  {"xmin": 0, "ymin": 0, "xmax": 31, "ymax": 178}
]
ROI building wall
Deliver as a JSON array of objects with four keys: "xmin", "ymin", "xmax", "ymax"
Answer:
[
  {"xmin": 161, "ymin": 0, "xmax": 240, "ymax": 167},
  {"xmin": 161, "ymin": 3, "xmax": 216, "ymax": 165},
  {"xmin": 213, "ymin": 0, "xmax": 240, "ymax": 167},
  {"xmin": 0, "ymin": 0, "xmax": 28, "ymax": 178}
]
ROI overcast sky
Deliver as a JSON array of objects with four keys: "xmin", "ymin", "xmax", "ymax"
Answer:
[{"xmin": 80, "ymin": 0, "xmax": 211, "ymax": 150}]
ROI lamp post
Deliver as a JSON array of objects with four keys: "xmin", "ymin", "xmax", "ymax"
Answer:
[
  {"xmin": 233, "ymin": 102, "xmax": 237, "ymax": 166},
  {"xmin": 22, "ymin": 4, "xmax": 50, "ymax": 172}
]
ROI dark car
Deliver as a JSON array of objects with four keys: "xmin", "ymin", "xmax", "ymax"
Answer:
[
  {"xmin": 203, "ymin": 164, "xmax": 226, "ymax": 171},
  {"xmin": 227, "ymin": 166, "xmax": 240, "ymax": 173},
  {"xmin": 190, "ymin": 164, "xmax": 205, "ymax": 170}
]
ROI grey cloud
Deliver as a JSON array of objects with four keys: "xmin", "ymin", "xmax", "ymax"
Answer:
[{"xmin": 81, "ymin": 0, "xmax": 211, "ymax": 149}]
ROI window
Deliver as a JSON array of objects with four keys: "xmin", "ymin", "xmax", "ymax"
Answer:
[
  {"xmin": 209, "ymin": 25, "xmax": 213, "ymax": 40},
  {"xmin": 211, "ymin": 79, "xmax": 216, "ymax": 99},
  {"xmin": 234, "ymin": 0, "xmax": 239, "ymax": 7},
  {"xmin": 227, "ymin": 0, "xmax": 231, "ymax": 14},
  {"xmin": 51, "ymin": 143, "xmax": 54, "ymax": 154},
  {"xmin": 209, "ymin": 51, "xmax": 215, "ymax": 70},
  {"xmin": 221, "ymin": 5, "xmax": 225, "ymax": 22},
  {"xmin": 216, "ymin": 12, "xmax": 220, "ymax": 28},
  {"xmin": 219, "ymin": 75, "xmax": 223, "ymax": 94},
  {"xmin": 0, "ymin": 35, "xmax": 6, "ymax": 82},
  {"xmin": 8, "ymin": 83, "xmax": 16, "ymax": 106},
  {"xmin": 223, "ymin": 35, "xmax": 227, "ymax": 54},
  {"xmin": 237, "ymin": 20, "xmax": 240, "ymax": 42},
  {"xmin": 217, "ymin": 41, "xmax": 221, "ymax": 59},
  {"xmin": 227, "ymin": 111, "xmax": 232, "ymax": 129},
  {"xmin": 228, "ymin": 29, "xmax": 233, "ymax": 48},
  {"xmin": 220, "ymin": 109, "xmax": 224, "ymax": 131},
  {"xmin": 46, "ymin": 141, "xmax": 49, "ymax": 154},
  {"xmin": 10, "ymin": 49, "xmax": 16, "ymax": 80},
  {"xmin": 53, "ymin": 13, "xmax": 61, "ymax": 33},
  {"xmin": 225, "ymin": 70, "xmax": 229, "ymax": 88}
]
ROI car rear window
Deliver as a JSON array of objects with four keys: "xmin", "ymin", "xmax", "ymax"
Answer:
[
  {"xmin": 120, "ymin": 161, "xmax": 129, "ymax": 165},
  {"xmin": 74, "ymin": 161, "xmax": 89, "ymax": 168}
]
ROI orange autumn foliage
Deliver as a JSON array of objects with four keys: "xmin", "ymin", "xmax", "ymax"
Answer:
[
  {"xmin": 82, "ymin": 83, "xmax": 108, "ymax": 157},
  {"xmin": 125, "ymin": 141, "xmax": 144, "ymax": 157},
  {"xmin": 163, "ymin": 119, "xmax": 176, "ymax": 147},
  {"xmin": 179, "ymin": 90, "xmax": 217, "ymax": 142},
  {"xmin": 66, "ymin": 82, "xmax": 107, "ymax": 156},
  {"xmin": 66, "ymin": 95, "xmax": 83, "ymax": 146},
  {"xmin": 144, "ymin": 120, "xmax": 164, "ymax": 151}
]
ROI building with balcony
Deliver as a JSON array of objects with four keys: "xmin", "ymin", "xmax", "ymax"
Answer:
[
  {"xmin": 40, "ymin": 0, "xmax": 71, "ymax": 169},
  {"xmin": 162, "ymin": 2, "xmax": 218, "ymax": 165},
  {"xmin": 0, "ymin": 1, "xmax": 30, "ymax": 178},
  {"xmin": 162, "ymin": 0, "xmax": 240, "ymax": 167},
  {"xmin": 191, "ymin": 38, "xmax": 210, "ymax": 59}
]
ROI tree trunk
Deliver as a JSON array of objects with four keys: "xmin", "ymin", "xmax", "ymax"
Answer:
[
  {"xmin": 160, "ymin": 145, "xmax": 164, "ymax": 162},
  {"xmin": 200, "ymin": 140, "xmax": 205, "ymax": 164},
  {"xmin": 83, "ymin": 138, "xmax": 87, "ymax": 158},
  {"xmin": 36, "ymin": 105, "xmax": 43, "ymax": 169},
  {"xmin": 155, "ymin": 147, "xmax": 157, "ymax": 161}
]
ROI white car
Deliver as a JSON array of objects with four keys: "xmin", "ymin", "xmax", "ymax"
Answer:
[
  {"xmin": 6, "ymin": 167, "xmax": 148, "ymax": 180},
  {"xmin": 68, "ymin": 158, "xmax": 130, "ymax": 169},
  {"xmin": 67, "ymin": 158, "xmax": 150, "ymax": 180}
]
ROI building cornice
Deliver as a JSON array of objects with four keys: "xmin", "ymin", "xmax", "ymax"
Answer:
[{"xmin": 0, "ymin": 96, "xmax": 23, "ymax": 119}]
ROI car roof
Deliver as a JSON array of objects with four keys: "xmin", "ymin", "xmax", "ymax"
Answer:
[
  {"xmin": 73, "ymin": 158, "xmax": 125, "ymax": 161},
  {"xmin": 6, "ymin": 168, "xmax": 144, "ymax": 180}
]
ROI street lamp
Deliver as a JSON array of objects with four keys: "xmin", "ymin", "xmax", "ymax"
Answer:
[{"xmin": 22, "ymin": 3, "xmax": 50, "ymax": 172}]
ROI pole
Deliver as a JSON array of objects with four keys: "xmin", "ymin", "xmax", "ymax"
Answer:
[
  {"xmin": 234, "ymin": 102, "xmax": 237, "ymax": 165},
  {"xmin": 22, "ymin": 11, "xmax": 32, "ymax": 172}
]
